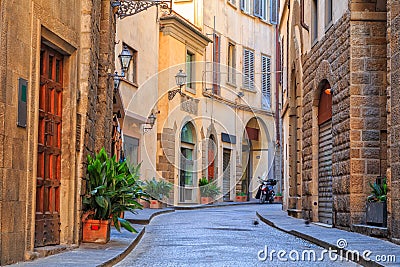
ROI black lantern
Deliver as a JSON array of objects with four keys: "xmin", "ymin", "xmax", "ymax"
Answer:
[
  {"xmin": 168, "ymin": 69, "xmax": 187, "ymax": 100},
  {"xmin": 119, "ymin": 45, "xmax": 132, "ymax": 72},
  {"xmin": 113, "ymin": 72, "xmax": 121, "ymax": 91},
  {"xmin": 144, "ymin": 112, "xmax": 157, "ymax": 132},
  {"xmin": 175, "ymin": 69, "xmax": 187, "ymax": 88}
]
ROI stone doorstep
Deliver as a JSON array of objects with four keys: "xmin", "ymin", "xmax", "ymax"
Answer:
[
  {"xmin": 287, "ymin": 209, "xmax": 302, "ymax": 218},
  {"xmin": 34, "ymin": 244, "xmax": 79, "ymax": 259},
  {"xmin": 352, "ymin": 224, "xmax": 388, "ymax": 238}
]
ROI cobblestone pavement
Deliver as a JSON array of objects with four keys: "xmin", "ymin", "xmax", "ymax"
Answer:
[{"xmin": 116, "ymin": 205, "xmax": 359, "ymax": 267}]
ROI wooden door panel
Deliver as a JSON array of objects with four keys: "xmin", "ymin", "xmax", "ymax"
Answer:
[{"xmin": 35, "ymin": 44, "xmax": 63, "ymax": 247}]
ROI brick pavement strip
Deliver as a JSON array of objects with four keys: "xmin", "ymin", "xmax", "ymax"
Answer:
[{"xmin": 256, "ymin": 205, "xmax": 400, "ymax": 267}]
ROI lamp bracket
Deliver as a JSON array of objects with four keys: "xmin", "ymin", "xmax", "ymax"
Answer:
[
  {"xmin": 116, "ymin": 0, "xmax": 172, "ymax": 18},
  {"xmin": 168, "ymin": 88, "xmax": 182, "ymax": 101}
]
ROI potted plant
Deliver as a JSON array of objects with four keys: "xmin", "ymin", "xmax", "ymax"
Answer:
[
  {"xmin": 82, "ymin": 148, "xmax": 145, "ymax": 243},
  {"xmin": 199, "ymin": 178, "xmax": 211, "ymax": 204},
  {"xmin": 274, "ymin": 192, "xmax": 283, "ymax": 203},
  {"xmin": 200, "ymin": 180, "xmax": 221, "ymax": 204},
  {"xmin": 235, "ymin": 192, "xmax": 247, "ymax": 202},
  {"xmin": 144, "ymin": 178, "xmax": 172, "ymax": 209},
  {"xmin": 366, "ymin": 178, "xmax": 387, "ymax": 227}
]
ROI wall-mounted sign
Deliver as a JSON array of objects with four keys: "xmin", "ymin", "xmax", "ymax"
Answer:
[
  {"xmin": 17, "ymin": 78, "xmax": 28, "ymax": 128},
  {"xmin": 221, "ymin": 133, "xmax": 236, "ymax": 144}
]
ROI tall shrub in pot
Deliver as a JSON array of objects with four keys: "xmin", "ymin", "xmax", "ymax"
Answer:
[{"xmin": 82, "ymin": 148, "xmax": 146, "ymax": 243}]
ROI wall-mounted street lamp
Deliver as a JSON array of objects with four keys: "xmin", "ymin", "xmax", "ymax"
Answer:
[
  {"xmin": 168, "ymin": 69, "xmax": 187, "ymax": 101},
  {"xmin": 119, "ymin": 45, "xmax": 132, "ymax": 73},
  {"xmin": 112, "ymin": 0, "xmax": 172, "ymax": 18},
  {"xmin": 109, "ymin": 45, "xmax": 133, "ymax": 91},
  {"xmin": 143, "ymin": 112, "xmax": 157, "ymax": 133}
]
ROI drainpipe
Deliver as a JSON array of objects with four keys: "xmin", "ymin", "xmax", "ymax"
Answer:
[{"xmin": 275, "ymin": 0, "xmax": 281, "ymax": 193}]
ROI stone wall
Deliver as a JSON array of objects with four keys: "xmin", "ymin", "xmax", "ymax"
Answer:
[
  {"xmin": 349, "ymin": 17, "xmax": 387, "ymax": 226},
  {"xmin": 301, "ymin": 7, "xmax": 387, "ymax": 230},
  {"xmin": 0, "ymin": 0, "xmax": 116, "ymax": 264},
  {"xmin": 387, "ymin": 0, "xmax": 400, "ymax": 243},
  {"xmin": 301, "ymin": 13, "xmax": 351, "ymax": 227}
]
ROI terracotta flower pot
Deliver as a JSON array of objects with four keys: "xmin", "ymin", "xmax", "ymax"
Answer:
[
  {"xmin": 82, "ymin": 219, "xmax": 111, "ymax": 244},
  {"xmin": 139, "ymin": 199, "xmax": 150, "ymax": 209},
  {"xmin": 201, "ymin": 197, "xmax": 213, "ymax": 204},
  {"xmin": 235, "ymin": 195, "xmax": 247, "ymax": 202},
  {"xmin": 274, "ymin": 196, "xmax": 283, "ymax": 203},
  {"xmin": 150, "ymin": 199, "xmax": 162, "ymax": 209}
]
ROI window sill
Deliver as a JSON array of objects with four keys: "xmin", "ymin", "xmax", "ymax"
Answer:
[
  {"xmin": 259, "ymin": 18, "xmax": 273, "ymax": 26},
  {"xmin": 185, "ymin": 87, "xmax": 196, "ymax": 95},
  {"xmin": 325, "ymin": 21, "xmax": 333, "ymax": 33},
  {"xmin": 226, "ymin": 81, "xmax": 237, "ymax": 88},
  {"xmin": 241, "ymin": 87, "xmax": 257, "ymax": 93},
  {"xmin": 240, "ymin": 10, "xmax": 256, "ymax": 19},
  {"xmin": 311, "ymin": 38, "xmax": 318, "ymax": 49},
  {"xmin": 227, "ymin": 1, "xmax": 237, "ymax": 9}
]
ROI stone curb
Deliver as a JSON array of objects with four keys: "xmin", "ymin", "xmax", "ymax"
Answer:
[
  {"xmin": 98, "ymin": 227, "xmax": 146, "ymax": 267},
  {"xmin": 126, "ymin": 209, "xmax": 175, "ymax": 225},
  {"xmin": 256, "ymin": 211, "xmax": 384, "ymax": 267},
  {"xmin": 173, "ymin": 201, "xmax": 274, "ymax": 210}
]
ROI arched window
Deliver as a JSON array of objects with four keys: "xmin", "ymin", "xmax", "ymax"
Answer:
[
  {"xmin": 180, "ymin": 122, "xmax": 196, "ymax": 203},
  {"xmin": 181, "ymin": 123, "xmax": 195, "ymax": 144}
]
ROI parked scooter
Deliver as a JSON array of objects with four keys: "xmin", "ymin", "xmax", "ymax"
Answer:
[{"xmin": 255, "ymin": 177, "xmax": 277, "ymax": 204}]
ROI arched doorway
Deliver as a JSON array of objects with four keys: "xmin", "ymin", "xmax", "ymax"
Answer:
[
  {"xmin": 318, "ymin": 80, "xmax": 333, "ymax": 225},
  {"xmin": 180, "ymin": 122, "xmax": 197, "ymax": 203},
  {"xmin": 240, "ymin": 117, "xmax": 272, "ymax": 200}
]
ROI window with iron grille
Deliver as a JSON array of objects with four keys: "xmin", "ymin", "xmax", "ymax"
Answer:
[
  {"xmin": 228, "ymin": 42, "xmax": 236, "ymax": 84},
  {"xmin": 242, "ymin": 49, "xmax": 255, "ymax": 90},
  {"xmin": 312, "ymin": 0, "xmax": 318, "ymax": 42},
  {"xmin": 261, "ymin": 55, "xmax": 271, "ymax": 109},
  {"xmin": 325, "ymin": 0, "xmax": 332, "ymax": 27}
]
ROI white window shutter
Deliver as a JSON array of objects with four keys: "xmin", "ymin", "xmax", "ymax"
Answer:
[
  {"xmin": 243, "ymin": 49, "xmax": 255, "ymax": 90},
  {"xmin": 262, "ymin": 55, "xmax": 271, "ymax": 109},
  {"xmin": 270, "ymin": 0, "xmax": 278, "ymax": 24}
]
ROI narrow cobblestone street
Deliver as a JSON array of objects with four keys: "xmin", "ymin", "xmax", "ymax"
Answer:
[{"xmin": 116, "ymin": 206, "xmax": 359, "ymax": 267}]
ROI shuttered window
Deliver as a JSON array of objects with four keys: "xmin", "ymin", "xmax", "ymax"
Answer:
[
  {"xmin": 228, "ymin": 0, "xmax": 236, "ymax": 5},
  {"xmin": 242, "ymin": 49, "xmax": 255, "ymax": 90},
  {"xmin": 270, "ymin": 0, "xmax": 278, "ymax": 24},
  {"xmin": 261, "ymin": 55, "xmax": 271, "ymax": 109},
  {"xmin": 240, "ymin": 0, "xmax": 251, "ymax": 14},
  {"xmin": 254, "ymin": 0, "xmax": 266, "ymax": 20}
]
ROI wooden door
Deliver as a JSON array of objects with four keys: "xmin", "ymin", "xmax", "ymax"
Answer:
[{"xmin": 35, "ymin": 44, "xmax": 63, "ymax": 247}]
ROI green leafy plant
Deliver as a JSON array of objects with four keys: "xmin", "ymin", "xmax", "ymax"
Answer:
[
  {"xmin": 144, "ymin": 177, "xmax": 172, "ymax": 201},
  {"xmin": 82, "ymin": 148, "xmax": 146, "ymax": 233},
  {"xmin": 367, "ymin": 178, "xmax": 387, "ymax": 203},
  {"xmin": 198, "ymin": 177, "xmax": 209, "ymax": 187},
  {"xmin": 237, "ymin": 192, "xmax": 246, "ymax": 196},
  {"xmin": 200, "ymin": 182, "xmax": 221, "ymax": 198},
  {"xmin": 275, "ymin": 192, "xmax": 282, "ymax": 197}
]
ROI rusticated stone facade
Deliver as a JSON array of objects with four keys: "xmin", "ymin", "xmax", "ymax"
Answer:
[
  {"xmin": 387, "ymin": 0, "xmax": 400, "ymax": 244},
  {"xmin": 0, "ymin": 0, "xmax": 116, "ymax": 264},
  {"xmin": 301, "ymin": 13, "xmax": 352, "ymax": 226},
  {"xmin": 301, "ymin": 8, "xmax": 387, "ymax": 229}
]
